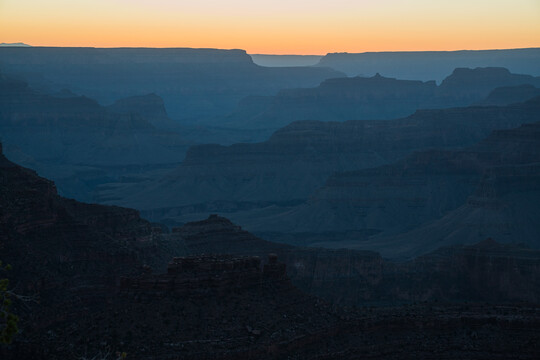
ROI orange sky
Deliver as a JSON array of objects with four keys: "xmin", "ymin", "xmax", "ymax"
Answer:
[{"xmin": 1, "ymin": 0, "xmax": 539, "ymax": 54}]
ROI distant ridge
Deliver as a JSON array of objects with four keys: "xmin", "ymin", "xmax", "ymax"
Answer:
[
  {"xmin": 250, "ymin": 54, "xmax": 322, "ymax": 67},
  {"xmin": 223, "ymin": 67, "xmax": 540, "ymax": 130},
  {"xmin": 0, "ymin": 46, "xmax": 342, "ymax": 120},
  {"xmin": 0, "ymin": 42, "xmax": 31, "ymax": 47},
  {"xmin": 317, "ymin": 47, "xmax": 540, "ymax": 81}
]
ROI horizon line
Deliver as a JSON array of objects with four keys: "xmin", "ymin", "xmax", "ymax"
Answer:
[{"xmin": 2, "ymin": 43, "xmax": 540, "ymax": 56}]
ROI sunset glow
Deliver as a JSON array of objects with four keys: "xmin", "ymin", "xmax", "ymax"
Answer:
[{"xmin": 1, "ymin": 0, "xmax": 539, "ymax": 54}]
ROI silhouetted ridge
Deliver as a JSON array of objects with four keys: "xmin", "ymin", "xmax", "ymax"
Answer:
[
  {"xmin": 0, "ymin": 46, "xmax": 343, "ymax": 120},
  {"xmin": 438, "ymin": 67, "xmax": 540, "ymax": 100},
  {"xmin": 224, "ymin": 67, "xmax": 540, "ymax": 130},
  {"xmin": 316, "ymin": 48, "xmax": 540, "ymax": 81}
]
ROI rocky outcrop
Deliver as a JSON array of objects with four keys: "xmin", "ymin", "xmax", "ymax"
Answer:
[
  {"xmin": 437, "ymin": 67, "xmax": 540, "ymax": 104},
  {"xmin": 165, "ymin": 215, "xmax": 540, "ymax": 305},
  {"xmin": 167, "ymin": 215, "xmax": 384, "ymax": 304},
  {"xmin": 120, "ymin": 254, "xmax": 290, "ymax": 296}
]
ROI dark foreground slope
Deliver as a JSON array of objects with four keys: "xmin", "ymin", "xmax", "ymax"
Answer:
[
  {"xmin": 1, "ymin": 148, "xmax": 539, "ymax": 359},
  {"xmin": 0, "ymin": 144, "xmax": 344, "ymax": 359},
  {"xmin": 0, "ymin": 47, "xmax": 342, "ymax": 121},
  {"xmin": 167, "ymin": 215, "xmax": 540, "ymax": 305},
  {"xmin": 0, "ymin": 141, "xmax": 164, "ymax": 292}
]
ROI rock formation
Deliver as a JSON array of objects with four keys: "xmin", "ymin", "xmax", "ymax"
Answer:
[
  {"xmin": 107, "ymin": 93, "xmax": 177, "ymax": 129},
  {"xmin": 476, "ymin": 84, "xmax": 540, "ymax": 106},
  {"xmin": 223, "ymin": 67, "xmax": 540, "ymax": 130}
]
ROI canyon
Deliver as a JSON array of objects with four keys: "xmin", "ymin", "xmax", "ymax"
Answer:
[
  {"xmin": 1, "ymin": 46, "xmax": 540, "ymax": 359},
  {"xmin": 119, "ymin": 96, "xmax": 540, "ymax": 229}
]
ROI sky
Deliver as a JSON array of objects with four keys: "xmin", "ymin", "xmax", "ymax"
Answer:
[{"xmin": 1, "ymin": 0, "xmax": 539, "ymax": 54}]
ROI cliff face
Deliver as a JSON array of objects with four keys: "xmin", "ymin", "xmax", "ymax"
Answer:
[
  {"xmin": 293, "ymin": 120, "xmax": 540, "ymax": 257},
  {"xmin": 0, "ymin": 47, "xmax": 343, "ymax": 120},
  {"xmin": 224, "ymin": 67, "xmax": 540, "ymax": 130},
  {"xmin": 107, "ymin": 93, "xmax": 176, "ymax": 129},
  {"xmin": 118, "ymin": 97, "xmax": 540, "ymax": 216},
  {"xmin": 168, "ymin": 215, "xmax": 384, "ymax": 304},
  {"xmin": 120, "ymin": 254, "xmax": 291, "ymax": 296},
  {"xmin": 368, "ymin": 162, "xmax": 540, "ymax": 258}
]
